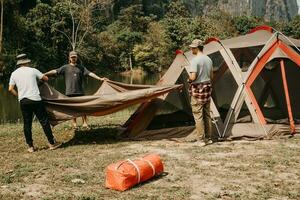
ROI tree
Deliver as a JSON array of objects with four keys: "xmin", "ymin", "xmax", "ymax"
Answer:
[
  {"xmin": 118, "ymin": 4, "xmax": 152, "ymax": 33},
  {"xmin": 24, "ymin": 2, "xmax": 61, "ymax": 70},
  {"xmin": 54, "ymin": 0, "xmax": 109, "ymax": 51},
  {"xmin": 233, "ymin": 15, "xmax": 261, "ymax": 35},
  {"xmin": 0, "ymin": 0, "xmax": 3, "ymax": 54},
  {"xmin": 283, "ymin": 15, "xmax": 300, "ymax": 38},
  {"xmin": 163, "ymin": 0, "xmax": 191, "ymax": 52},
  {"xmin": 133, "ymin": 22, "xmax": 171, "ymax": 73},
  {"xmin": 117, "ymin": 30, "xmax": 142, "ymax": 71}
]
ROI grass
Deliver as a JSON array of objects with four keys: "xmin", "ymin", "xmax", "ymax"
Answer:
[{"xmin": 0, "ymin": 112, "xmax": 299, "ymax": 200}]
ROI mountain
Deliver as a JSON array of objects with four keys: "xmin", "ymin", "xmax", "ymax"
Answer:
[
  {"xmin": 183, "ymin": 0, "xmax": 298, "ymax": 21},
  {"xmin": 109, "ymin": 0, "xmax": 298, "ymax": 22}
]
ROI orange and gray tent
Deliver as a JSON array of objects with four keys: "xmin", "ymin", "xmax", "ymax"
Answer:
[
  {"xmin": 123, "ymin": 26, "xmax": 300, "ymax": 139},
  {"xmin": 39, "ymin": 81, "xmax": 182, "ymax": 126}
]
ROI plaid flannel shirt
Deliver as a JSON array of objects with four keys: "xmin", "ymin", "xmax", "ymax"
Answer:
[{"xmin": 189, "ymin": 82, "xmax": 212, "ymax": 105}]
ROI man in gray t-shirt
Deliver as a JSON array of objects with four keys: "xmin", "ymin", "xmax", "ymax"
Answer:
[
  {"xmin": 186, "ymin": 39, "xmax": 214, "ymax": 145},
  {"xmin": 45, "ymin": 51, "xmax": 107, "ymax": 128}
]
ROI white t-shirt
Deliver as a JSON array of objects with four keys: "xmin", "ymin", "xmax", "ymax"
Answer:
[{"xmin": 9, "ymin": 67, "xmax": 44, "ymax": 101}]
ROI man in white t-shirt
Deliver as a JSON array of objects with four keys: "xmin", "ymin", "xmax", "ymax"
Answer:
[{"xmin": 8, "ymin": 54, "xmax": 61, "ymax": 153}]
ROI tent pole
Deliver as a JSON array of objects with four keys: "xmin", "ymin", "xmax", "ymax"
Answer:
[{"xmin": 280, "ymin": 59, "xmax": 296, "ymax": 135}]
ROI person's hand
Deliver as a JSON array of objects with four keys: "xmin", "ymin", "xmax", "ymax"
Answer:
[{"xmin": 100, "ymin": 77, "xmax": 108, "ymax": 81}]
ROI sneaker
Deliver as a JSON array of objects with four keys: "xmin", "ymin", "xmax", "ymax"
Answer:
[
  {"xmin": 49, "ymin": 142, "xmax": 62, "ymax": 150},
  {"xmin": 82, "ymin": 124, "xmax": 90, "ymax": 130},
  {"xmin": 204, "ymin": 139, "xmax": 213, "ymax": 145},
  {"xmin": 193, "ymin": 141, "xmax": 207, "ymax": 147},
  {"xmin": 27, "ymin": 147, "xmax": 35, "ymax": 153}
]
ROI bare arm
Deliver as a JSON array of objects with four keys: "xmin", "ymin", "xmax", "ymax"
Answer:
[
  {"xmin": 88, "ymin": 72, "xmax": 107, "ymax": 81},
  {"xmin": 8, "ymin": 85, "xmax": 18, "ymax": 97},
  {"xmin": 44, "ymin": 70, "xmax": 57, "ymax": 76}
]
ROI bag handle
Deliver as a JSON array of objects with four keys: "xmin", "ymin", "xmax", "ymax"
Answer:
[{"xmin": 115, "ymin": 158, "xmax": 156, "ymax": 183}]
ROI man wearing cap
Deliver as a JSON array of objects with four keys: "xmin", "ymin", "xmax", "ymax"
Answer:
[
  {"xmin": 187, "ymin": 39, "xmax": 214, "ymax": 145},
  {"xmin": 45, "ymin": 51, "xmax": 106, "ymax": 128},
  {"xmin": 8, "ymin": 54, "xmax": 61, "ymax": 153}
]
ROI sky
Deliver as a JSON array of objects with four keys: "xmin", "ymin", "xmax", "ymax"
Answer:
[{"xmin": 298, "ymin": 0, "xmax": 300, "ymax": 14}]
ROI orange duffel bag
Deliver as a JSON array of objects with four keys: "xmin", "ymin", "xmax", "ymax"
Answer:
[{"xmin": 105, "ymin": 154, "xmax": 164, "ymax": 191}]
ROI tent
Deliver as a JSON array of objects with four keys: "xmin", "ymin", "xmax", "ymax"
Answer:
[{"xmin": 122, "ymin": 26, "xmax": 300, "ymax": 139}]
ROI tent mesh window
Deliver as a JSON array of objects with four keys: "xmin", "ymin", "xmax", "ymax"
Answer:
[
  {"xmin": 251, "ymin": 60, "xmax": 289, "ymax": 123},
  {"xmin": 232, "ymin": 46, "xmax": 263, "ymax": 71},
  {"xmin": 147, "ymin": 70, "xmax": 195, "ymax": 130},
  {"xmin": 236, "ymin": 102, "xmax": 252, "ymax": 123},
  {"xmin": 285, "ymin": 59, "xmax": 300, "ymax": 123},
  {"xmin": 211, "ymin": 52, "xmax": 238, "ymax": 121}
]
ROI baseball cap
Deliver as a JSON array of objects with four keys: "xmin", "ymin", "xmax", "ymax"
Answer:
[
  {"xmin": 69, "ymin": 51, "xmax": 78, "ymax": 58},
  {"xmin": 189, "ymin": 39, "xmax": 204, "ymax": 48}
]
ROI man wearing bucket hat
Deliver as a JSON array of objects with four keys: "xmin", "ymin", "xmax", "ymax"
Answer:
[
  {"xmin": 45, "ymin": 51, "xmax": 107, "ymax": 128},
  {"xmin": 186, "ymin": 39, "xmax": 214, "ymax": 145},
  {"xmin": 8, "ymin": 54, "xmax": 61, "ymax": 153}
]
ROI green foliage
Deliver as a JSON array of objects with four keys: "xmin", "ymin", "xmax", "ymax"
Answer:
[
  {"xmin": 117, "ymin": 31, "xmax": 143, "ymax": 70},
  {"xmin": 24, "ymin": 3, "xmax": 61, "ymax": 70},
  {"xmin": 233, "ymin": 15, "xmax": 261, "ymax": 35},
  {"xmin": 133, "ymin": 22, "xmax": 172, "ymax": 72},
  {"xmin": 283, "ymin": 15, "xmax": 300, "ymax": 39},
  {"xmin": 163, "ymin": 0, "xmax": 191, "ymax": 51},
  {"xmin": 165, "ymin": 0, "xmax": 190, "ymax": 19},
  {"xmin": 1, "ymin": 0, "xmax": 296, "ymax": 77},
  {"xmin": 97, "ymin": 30, "xmax": 120, "ymax": 69},
  {"xmin": 203, "ymin": 9, "xmax": 237, "ymax": 39},
  {"xmin": 118, "ymin": 4, "xmax": 152, "ymax": 33}
]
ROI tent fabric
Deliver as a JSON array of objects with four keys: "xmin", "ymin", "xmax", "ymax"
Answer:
[
  {"xmin": 122, "ymin": 54, "xmax": 193, "ymax": 137},
  {"xmin": 39, "ymin": 80, "xmax": 182, "ymax": 125}
]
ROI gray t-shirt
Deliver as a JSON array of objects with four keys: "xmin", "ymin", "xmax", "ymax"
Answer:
[
  {"xmin": 56, "ymin": 64, "xmax": 91, "ymax": 96},
  {"xmin": 189, "ymin": 54, "xmax": 213, "ymax": 84},
  {"xmin": 9, "ymin": 66, "xmax": 44, "ymax": 101}
]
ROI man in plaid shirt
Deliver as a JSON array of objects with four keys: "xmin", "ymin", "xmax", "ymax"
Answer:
[{"xmin": 187, "ymin": 39, "xmax": 214, "ymax": 144}]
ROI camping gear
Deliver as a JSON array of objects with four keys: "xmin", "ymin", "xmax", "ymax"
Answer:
[
  {"xmin": 123, "ymin": 25, "xmax": 300, "ymax": 140},
  {"xmin": 105, "ymin": 154, "xmax": 164, "ymax": 191}
]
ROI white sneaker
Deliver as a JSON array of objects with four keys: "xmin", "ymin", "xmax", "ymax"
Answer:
[
  {"xmin": 205, "ymin": 140, "xmax": 213, "ymax": 145},
  {"xmin": 49, "ymin": 142, "xmax": 62, "ymax": 150},
  {"xmin": 27, "ymin": 147, "xmax": 35, "ymax": 153}
]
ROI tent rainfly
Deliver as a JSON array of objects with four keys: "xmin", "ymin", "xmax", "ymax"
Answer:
[
  {"xmin": 123, "ymin": 26, "xmax": 300, "ymax": 140},
  {"xmin": 39, "ymin": 81, "xmax": 182, "ymax": 126}
]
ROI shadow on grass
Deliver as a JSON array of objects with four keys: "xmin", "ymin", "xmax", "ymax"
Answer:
[{"xmin": 61, "ymin": 124, "xmax": 124, "ymax": 148}]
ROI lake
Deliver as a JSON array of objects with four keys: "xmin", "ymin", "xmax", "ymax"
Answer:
[{"xmin": 0, "ymin": 73, "xmax": 160, "ymax": 124}]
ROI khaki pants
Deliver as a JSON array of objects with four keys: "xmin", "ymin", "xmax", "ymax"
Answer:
[{"xmin": 191, "ymin": 96, "xmax": 212, "ymax": 140}]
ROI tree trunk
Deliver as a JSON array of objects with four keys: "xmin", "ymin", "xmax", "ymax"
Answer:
[
  {"xmin": 0, "ymin": 0, "xmax": 3, "ymax": 54},
  {"xmin": 129, "ymin": 53, "xmax": 132, "ymax": 72}
]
